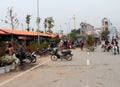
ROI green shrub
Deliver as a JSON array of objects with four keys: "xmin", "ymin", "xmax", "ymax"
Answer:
[
  {"xmin": 26, "ymin": 42, "xmax": 39, "ymax": 52},
  {"xmin": 0, "ymin": 42, "xmax": 7, "ymax": 56},
  {"xmin": 86, "ymin": 35, "xmax": 94, "ymax": 48},
  {"xmin": 26, "ymin": 41, "xmax": 50, "ymax": 52}
]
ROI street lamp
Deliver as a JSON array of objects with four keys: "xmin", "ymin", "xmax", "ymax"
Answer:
[
  {"xmin": 65, "ymin": 22, "xmax": 71, "ymax": 40},
  {"xmin": 36, "ymin": 0, "xmax": 40, "ymax": 44},
  {"xmin": 73, "ymin": 14, "xmax": 76, "ymax": 30},
  {"xmin": 68, "ymin": 22, "xmax": 71, "ymax": 40},
  {"xmin": 59, "ymin": 25, "xmax": 63, "ymax": 34}
]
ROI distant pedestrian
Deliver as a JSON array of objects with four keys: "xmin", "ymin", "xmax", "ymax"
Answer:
[
  {"xmin": 5, "ymin": 43, "xmax": 14, "ymax": 62},
  {"xmin": 64, "ymin": 40, "xmax": 67, "ymax": 49},
  {"xmin": 59, "ymin": 40, "xmax": 64, "ymax": 48},
  {"xmin": 67, "ymin": 40, "xmax": 71, "ymax": 49},
  {"xmin": 79, "ymin": 40, "xmax": 84, "ymax": 50},
  {"xmin": 5, "ymin": 43, "xmax": 14, "ymax": 56}
]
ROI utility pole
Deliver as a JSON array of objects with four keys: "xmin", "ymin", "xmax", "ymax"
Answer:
[
  {"xmin": 37, "ymin": 0, "xmax": 40, "ymax": 44},
  {"xmin": 21, "ymin": 23, "xmax": 23, "ymax": 30},
  {"xmin": 65, "ymin": 22, "xmax": 71, "ymax": 40},
  {"xmin": 68, "ymin": 22, "xmax": 71, "ymax": 40}
]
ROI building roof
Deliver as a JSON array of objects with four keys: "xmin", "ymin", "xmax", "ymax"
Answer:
[
  {"xmin": 0, "ymin": 31, "xmax": 6, "ymax": 34},
  {"xmin": 0, "ymin": 28, "xmax": 56, "ymax": 37}
]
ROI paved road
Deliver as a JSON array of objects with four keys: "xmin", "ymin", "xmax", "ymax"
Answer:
[{"xmin": 1, "ymin": 46, "xmax": 120, "ymax": 87}]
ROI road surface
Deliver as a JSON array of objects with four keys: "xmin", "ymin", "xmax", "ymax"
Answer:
[{"xmin": 0, "ymin": 46, "xmax": 120, "ymax": 87}]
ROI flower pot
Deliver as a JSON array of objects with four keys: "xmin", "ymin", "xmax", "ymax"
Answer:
[
  {"xmin": 10, "ymin": 64, "xmax": 15, "ymax": 70},
  {"xmin": 0, "ymin": 67, "xmax": 5, "ymax": 74},
  {"xmin": 5, "ymin": 65, "xmax": 10, "ymax": 73}
]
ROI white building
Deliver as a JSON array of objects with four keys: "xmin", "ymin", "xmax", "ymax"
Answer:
[
  {"xmin": 109, "ymin": 26, "xmax": 117, "ymax": 40},
  {"xmin": 94, "ymin": 28, "xmax": 102, "ymax": 39},
  {"xmin": 80, "ymin": 22, "xmax": 94, "ymax": 35}
]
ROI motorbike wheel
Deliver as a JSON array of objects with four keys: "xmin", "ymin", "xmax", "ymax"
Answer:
[
  {"xmin": 31, "ymin": 57, "xmax": 37, "ymax": 63},
  {"xmin": 51, "ymin": 55, "xmax": 57, "ymax": 61},
  {"xmin": 113, "ymin": 48, "xmax": 117, "ymax": 55},
  {"xmin": 24, "ymin": 56, "xmax": 32, "ymax": 64},
  {"xmin": 66, "ymin": 54, "xmax": 72, "ymax": 61}
]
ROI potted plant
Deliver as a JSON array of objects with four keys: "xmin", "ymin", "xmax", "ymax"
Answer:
[
  {"xmin": 2, "ymin": 57, "xmax": 13, "ymax": 73},
  {"xmin": 0, "ymin": 57, "xmax": 5, "ymax": 74},
  {"xmin": 0, "ymin": 56, "xmax": 12, "ymax": 72},
  {"xmin": 3, "ymin": 59, "xmax": 11, "ymax": 72}
]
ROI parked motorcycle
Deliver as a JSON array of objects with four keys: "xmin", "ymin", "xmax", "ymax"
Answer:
[
  {"xmin": 29, "ymin": 51, "xmax": 37, "ymax": 63},
  {"xmin": 35, "ymin": 48, "xmax": 52, "ymax": 56},
  {"xmin": 50, "ymin": 48, "xmax": 73, "ymax": 61},
  {"xmin": 15, "ymin": 51, "xmax": 37, "ymax": 64}
]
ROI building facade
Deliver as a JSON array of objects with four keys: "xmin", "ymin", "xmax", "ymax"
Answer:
[
  {"xmin": 102, "ymin": 18, "xmax": 118, "ymax": 40},
  {"xmin": 80, "ymin": 22, "xmax": 94, "ymax": 35},
  {"xmin": 94, "ymin": 28, "xmax": 102, "ymax": 39}
]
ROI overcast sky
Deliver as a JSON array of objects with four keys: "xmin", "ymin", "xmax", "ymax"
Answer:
[{"xmin": 0, "ymin": 0, "xmax": 120, "ymax": 34}]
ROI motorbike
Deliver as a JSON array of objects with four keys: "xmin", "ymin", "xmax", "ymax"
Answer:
[
  {"xmin": 15, "ymin": 51, "xmax": 37, "ymax": 64},
  {"xmin": 101, "ymin": 43, "xmax": 112, "ymax": 52},
  {"xmin": 113, "ymin": 45, "xmax": 118, "ymax": 55},
  {"xmin": 50, "ymin": 48, "xmax": 73, "ymax": 61},
  {"xmin": 35, "ymin": 48, "xmax": 52, "ymax": 56},
  {"xmin": 29, "ymin": 51, "xmax": 37, "ymax": 63}
]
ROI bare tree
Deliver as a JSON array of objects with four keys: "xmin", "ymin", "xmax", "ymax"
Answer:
[
  {"xmin": 2, "ymin": 7, "xmax": 19, "ymax": 30},
  {"xmin": 2, "ymin": 7, "xmax": 19, "ymax": 42}
]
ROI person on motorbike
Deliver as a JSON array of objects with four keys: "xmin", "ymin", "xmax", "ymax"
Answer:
[
  {"xmin": 105, "ymin": 39, "xmax": 112, "ymax": 51},
  {"xmin": 64, "ymin": 40, "xmax": 67, "ymax": 49},
  {"xmin": 17, "ymin": 42, "xmax": 25, "ymax": 65}
]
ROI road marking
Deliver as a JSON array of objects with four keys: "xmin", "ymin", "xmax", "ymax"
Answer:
[
  {"xmin": 87, "ymin": 52, "xmax": 90, "ymax": 65},
  {"xmin": 87, "ymin": 52, "xmax": 90, "ymax": 55},
  {"xmin": 85, "ymin": 86, "xmax": 90, "ymax": 87},
  {"xmin": 87, "ymin": 59, "xmax": 90, "ymax": 65},
  {"xmin": 0, "ymin": 59, "xmax": 50, "ymax": 87}
]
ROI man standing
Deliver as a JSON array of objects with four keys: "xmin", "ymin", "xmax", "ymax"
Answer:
[{"xmin": 79, "ymin": 40, "xmax": 84, "ymax": 50}]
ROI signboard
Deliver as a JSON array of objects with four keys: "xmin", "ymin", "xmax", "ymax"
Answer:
[{"xmin": 18, "ymin": 36, "xmax": 27, "ymax": 40}]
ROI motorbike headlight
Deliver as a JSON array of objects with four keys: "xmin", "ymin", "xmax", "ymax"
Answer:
[{"xmin": 33, "ymin": 54, "xmax": 37, "ymax": 57}]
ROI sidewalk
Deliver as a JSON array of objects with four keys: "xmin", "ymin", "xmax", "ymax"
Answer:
[{"xmin": 0, "ymin": 56, "xmax": 50, "ymax": 83}]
